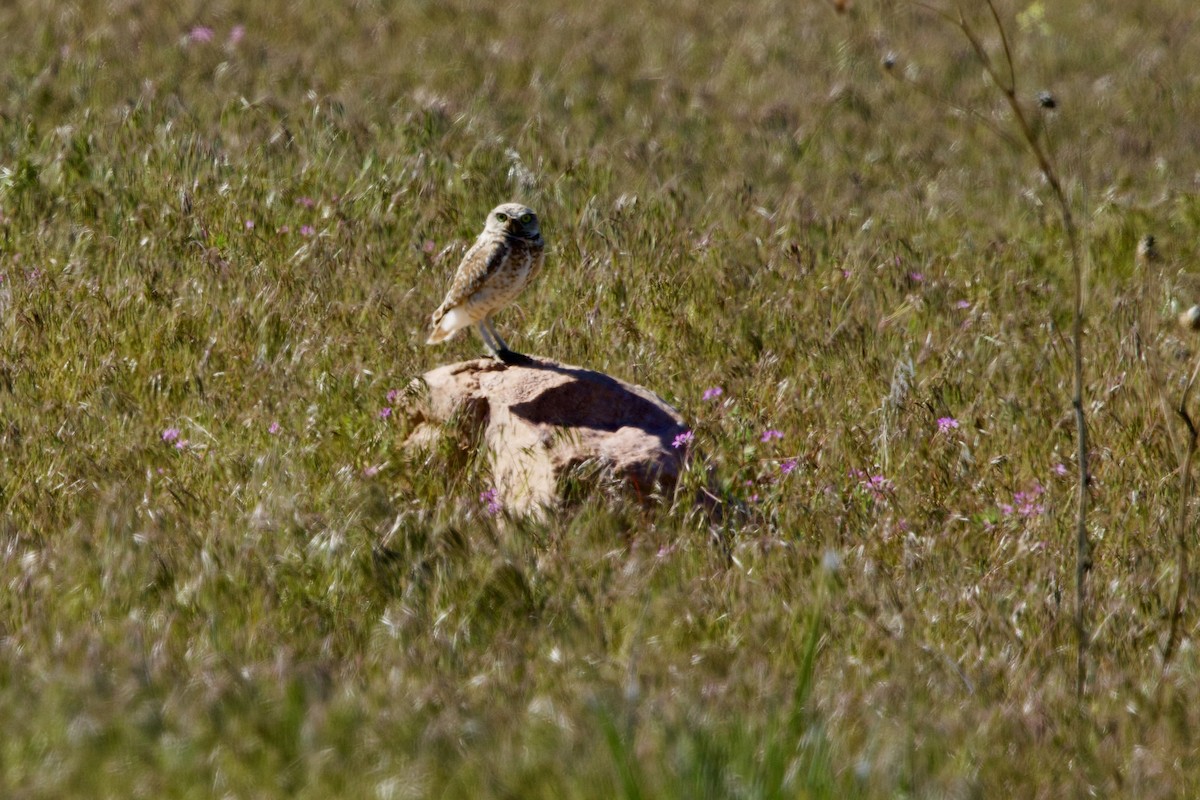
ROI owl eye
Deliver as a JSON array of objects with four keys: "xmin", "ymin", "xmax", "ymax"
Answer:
[
  {"xmin": 519, "ymin": 213, "xmax": 532, "ymax": 224},
  {"xmin": 495, "ymin": 212, "xmax": 509, "ymax": 222}
]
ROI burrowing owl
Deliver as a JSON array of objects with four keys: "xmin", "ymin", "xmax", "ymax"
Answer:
[{"xmin": 426, "ymin": 202, "xmax": 545, "ymax": 362}]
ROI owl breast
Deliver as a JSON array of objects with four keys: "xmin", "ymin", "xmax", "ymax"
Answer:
[{"xmin": 466, "ymin": 236, "xmax": 544, "ymax": 315}]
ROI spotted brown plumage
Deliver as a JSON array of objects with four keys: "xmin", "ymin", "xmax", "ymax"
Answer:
[{"xmin": 426, "ymin": 202, "xmax": 545, "ymax": 361}]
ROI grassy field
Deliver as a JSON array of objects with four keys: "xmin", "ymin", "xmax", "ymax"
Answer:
[{"xmin": 3, "ymin": 0, "xmax": 1200, "ymax": 796}]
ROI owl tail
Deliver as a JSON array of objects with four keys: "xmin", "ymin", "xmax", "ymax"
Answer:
[{"xmin": 426, "ymin": 306, "xmax": 468, "ymax": 344}]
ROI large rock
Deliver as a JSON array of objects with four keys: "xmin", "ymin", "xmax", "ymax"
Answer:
[{"xmin": 402, "ymin": 357, "xmax": 688, "ymax": 514}]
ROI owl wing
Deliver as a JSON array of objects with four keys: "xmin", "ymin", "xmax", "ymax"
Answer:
[{"xmin": 433, "ymin": 235, "xmax": 512, "ymax": 316}]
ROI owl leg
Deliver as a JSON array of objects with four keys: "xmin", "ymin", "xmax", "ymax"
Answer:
[
  {"xmin": 475, "ymin": 321, "xmax": 501, "ymax": 356},
  {"xmin": 484, "ymin": 319, "xmax": 510, "ymax": 352},
  {"xmin": 483, "ymin": 318, "xmax": 529, "ymax": 365}
]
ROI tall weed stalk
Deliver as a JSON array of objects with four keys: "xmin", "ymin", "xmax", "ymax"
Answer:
[
  {"xmin": 1161, "ymin": 352, "xmax": 1200, "ymax": 674},
  {"xmin": 898, "ymin": 0, "xmax": 1092, "ymax": 698}
]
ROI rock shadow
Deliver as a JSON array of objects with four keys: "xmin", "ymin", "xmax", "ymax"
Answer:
[{"xmin": 507, "ymin": 357, "xmax": 685, "ymax": 443}]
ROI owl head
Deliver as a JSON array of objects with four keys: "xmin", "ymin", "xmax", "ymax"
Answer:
[{"xmin": 485, "ymin": 202, "xmax": 541, "ymax": 240}]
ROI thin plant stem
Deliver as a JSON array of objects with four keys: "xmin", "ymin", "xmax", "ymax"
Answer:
[
  {"xmin": 1162, "ymin": 358, "xmax": 1200, "ymax": 672},
  {"xmin": 910, "ymin": 0, "xmax": 1092, "ymax": 698}
]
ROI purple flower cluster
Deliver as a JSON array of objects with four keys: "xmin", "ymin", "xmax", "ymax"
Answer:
[
  {"xmin": 998, "ymin": 482, "xmax": 1046, "ymax": 518},
  {"xmin": 186, "ymin": 23, "xmax": 245, "ymax": 46},
  {"xmin": 161, "ymin": 428, "xmax": 188, "ymax": 450},
  {"xmin": 702, "ymin": 386, "xmax": 723, "ymax": 401},
  {"xmin": 936, "ymin": 416, "xmax": 959, "ymax": 434},
  {"xmin": 851, "ymin": 469, "xmax": 894, "ymax": 501},
  {"xmin": 480, "ymin": 488, "xmax": 502, "ymax": 515},
  {"xmin": 760, "ymin": 429, "xmax": 783, "ymax": 442},
  {"xmin": 672, "ymin": 430, "xmax": 694, "ymax": 449}
]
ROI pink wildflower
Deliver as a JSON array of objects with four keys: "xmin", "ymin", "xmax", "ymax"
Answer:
[
  {"xmin": 865, "ymin": 474, "xmax": 893, "ymax": 493},
  {"xmin": 188, "ymin": 26, "xmax": 214, "ymax": 44},
  {"xmin": 702, "ymin": 386, "xmax": 723, "ymax": 401},
  {"xmin": 851, "ymin": 469, "xmax": 895, "ymax": 500},
  {"xmin": 480, "ymin": 488, "xmax": 502, "ymax": 515},
  {"xmin": 936, "ymin": 416, "xmax": 959, "ymax": 433},
  {"xmin": 161, "ymin": 428, "xmax": 180, "ymax": 443},
  {"xmin": 672, "ymin": 430, "xmax": 694, "ymax": 449},
  {"xmin": 760, "ymin": 429, "xmax": 783, "ymax": 442},
  {"xmin": 999, "ymin": 482, "xmax": 1047, "ymax": 518}
]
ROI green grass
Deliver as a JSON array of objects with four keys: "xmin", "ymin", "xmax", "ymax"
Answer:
[{"xmin": 3, "ymin": 0, "xmax": 1200, "ymax": 796}]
